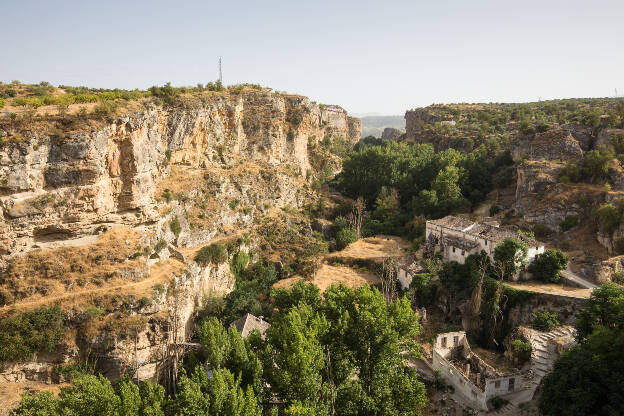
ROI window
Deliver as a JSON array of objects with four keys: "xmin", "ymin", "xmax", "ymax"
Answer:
[
  {"xmin": 461, "ymin": 250, "xmax": 465, "ymax": 256},
  {"xmin": 495, "ymin": 380, "xmax": 500, "ymax": 388},
  {"xmin": 508, "ymin": 378, "xmax": 515, "ymax": 391},
  {"xmin": 453, "ymin": 335, "xmax": 459, "ymax": 346},
  {"xmin": 452, "ymin": 247, "xmax": 455, "ymax": 253},
  {"xmin": 441, "ymin": 337, "xmax": 447, "ymax": 347},
  {"xmin": 485, "ymin": 240, "xmax": 488, "ymax": 246}
]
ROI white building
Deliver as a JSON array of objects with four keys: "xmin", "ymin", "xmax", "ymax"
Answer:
[
  {"xmin": 432, "ymin": 331, "xmax": 522, "ymax": 411},
  {"xmin": 425, "ymin": 216, "xmax": 544, "ymax": 279}
]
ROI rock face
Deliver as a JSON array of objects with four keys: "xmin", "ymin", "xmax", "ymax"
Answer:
[
  {"xmin": 404, "ymin": 108, "xmax": 453, "ymax": 141},
  {"xmin": 0, "ymin": 89, "xmax": 359, "ymax": 384},
  {"xmin": 512, "ymin": 129, "xmax": 585, "ymax": 162},
  {"xmin": 0, "ymin": 90, "xmax": 360, "ymax": 261},
  {"xmin": 381, "ymin": 127, "xmax": 403, "ymax": 141},
  {"xmin": 595, "ymin": 128, "xmax": 624, "ymax": 148}
]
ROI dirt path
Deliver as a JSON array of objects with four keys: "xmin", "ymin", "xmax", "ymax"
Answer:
[{"xmin": 505, "ymin": 282, "xmax": 591, "ymax": 299}]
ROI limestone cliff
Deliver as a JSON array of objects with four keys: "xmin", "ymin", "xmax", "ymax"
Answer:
[
  {"xmin": 0, "ymin": 90, "xmax": 360, "ymax": 261},
  {"xmin": 0, "ymin": 89, "xmax": 359, "ymax": 385}
]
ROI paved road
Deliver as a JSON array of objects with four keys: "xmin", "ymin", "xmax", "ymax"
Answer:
[{"xmin": 561, "ymin": 268, "xmax": 597, "ymax": 289}]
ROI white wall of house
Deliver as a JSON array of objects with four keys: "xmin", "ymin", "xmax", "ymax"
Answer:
[
  {"xmin": 398, "ymin": 268, "xmax": 412, "ymax": 290},
  {"xmin": 432, "ymin": 332, "xmax": 488, "ymax": 410},
  {"xmin": 426, "ymin": 221, "xmax": 544, "ymax": 270}
]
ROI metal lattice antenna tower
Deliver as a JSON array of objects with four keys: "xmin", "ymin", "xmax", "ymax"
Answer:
[{"xmin": 218, "ymin": 56, "xmax": 222, "ymax": 84}]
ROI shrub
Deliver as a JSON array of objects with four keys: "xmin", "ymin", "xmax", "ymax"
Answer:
[
  {"xmin": 0, "ymin": 306, "xmax": 66, "ymax": 363},
  {"xmin": 612, "ymin": 271, "xmax": 624, "ymax": 284},
  {"xmin": 489, "ymin": 396, "xmax": 510, "ymax": 411},
  {"xmin": 532, "ymin": 223, "xmax": 551, "ymax": 238},
  {"xmin": 335, "ymin": 228, "xmax": 357, "ymax": 250},
  {"xmin": 92, "ymin": 101, "xmax": 119, "ymax": 121},
  {"xmin": 559, "ymin": 216, "xmax": 579, "ymax": 232},
  {"xmin": 511, "ymin": 339, "xmax": 532, "ymax": 363},
  {"xmin": 153, "ymin": 240, "xmax": 167, "ymax": 253},
  {"xmin": 593, "ymin": 203, "xmax": 621, "ymax": 234},
  {"xmin": 229, "ymin": 199, "xmax": 240, "ymax": 210},
  {"xmin": 169, "ymin": 217, "xmax": 181, "ymax": 238},
  {"xmin": 230, "ymin": 250, "xmax": 249, "ymax": 277},
  {"xmin": 333, "ymin": 216, "xmax": 349, "ymax": 231},
  {"xmin": 195, "ymin": 243, "xmax": 228, "ymax": 265},
  {"xmin": 558, "ymin": 162, "xmax": 582, "ymax": 183},
  {"xmin": 489, "ymin": 205, "xmax": 501, "ymax": 216},
  {"xmin": 532, "ymin": 310, "xmax": 560, "ymax": 331},
  {"xmin": 0, "ymin": 97, "xmax": 5, "ymax": 109},
  {"xmin": 528, "ymin": 249, "xmax": 568, "ymax": 283},
  {"xmin": 85, "ymin": 306, "xmax": 104, "ymax": 319}
]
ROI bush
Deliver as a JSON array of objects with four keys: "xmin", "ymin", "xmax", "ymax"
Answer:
[
  {"xmin": 0, "ymin": 306, "xmax": 66, "ymax": 363},
  {"xmin": 229, "ymin": 199, "xmax": 240, "ymax": 210},
  {"xmin": 85, "ymin": 306, "xmax": 104, "ymax": 319},
  {"xmin": 532, "ymin": 310, "xmax": 560, "ymax": 331},
  {"xmin": 511, "ymin": 339, "xmax": 532, "ymax": 363},
  {"xmin": 335, "ymin": 228, "xmax": 357, "ymax": 250},
  {"xmin": 169, "ymin": 217, "xmax": 181, "ymax": 238},
  {"xmin": 195, "ymin": 243, "xmax": 228, "ymax": 265},
  {"xmin": 230, "ymin": 250, "xmax": 249, "ymax": 277},
  {"xmin": 559, "ymin": 216, "xmax": 579, "ymax": 232},
  {"xmin": 489, "ymin": 396, "xmax": 510, "ymax": 411},
  {"xmin": 612, "ymin": 271, "xmax": 624, "ymax": 284},
  {"xmin": 528, "ymin": 249, "xmax": 568, "ymax": 283},
  {"xmin": 593, "ymin": 203, "xmax": 621, "ymax": 234},
  {"xmin": 489, "ymin": 205, "xmax": 501, "ymax": 216},
  {"xmin": 532, "ymin": 223, "xmax": 552, "ymax": 238},
  {"xmin": 0, "ymin": 97, "xmax": 5, "ymax": 109}
]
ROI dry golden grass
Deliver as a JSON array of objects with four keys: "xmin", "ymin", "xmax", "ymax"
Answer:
[
  {"xmin": 0, "ymin": 226, "xmax": 190, "ymax": 315},
  {"xmin": 505, "ymin": 282, "xmax": 591, "ymax": 299},
  {"xmin": 273, "ymin": 235, "xmax": 411, "ymax": 293},
  {"xmin": 0, "ymin": 380, "xmax": 70, "ymax": 416},
  {"xmin": 327, "ymin": 235, "xmax": 411, "ymax": 262},
  {"xmin": 1, "ymin": 227, "xmax": 144, "ymax": 307},
  {"xmin": 0, "ymin": 256, "xmax": 185, "ymax": 315},
  {"xmin": 273, "ymin": 263, "xmax": 380, "ymax": 293}
]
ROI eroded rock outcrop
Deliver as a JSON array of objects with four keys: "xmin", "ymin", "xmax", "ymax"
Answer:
[
  {"xmin": 512, "ymin": 129, "xmax": 585, "ymax": 162},
  {"xmin": 0, "ymin": 89, "xmax": 359, "ymax": 385},
  {"xmin": 0, "ymin": 90, "xmax": 360, "ymax": 261}
]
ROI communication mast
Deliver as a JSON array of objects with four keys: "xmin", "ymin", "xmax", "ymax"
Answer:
[{"xmin": 218, "ymin": 56, "xmax": 222, "ymax": 84}]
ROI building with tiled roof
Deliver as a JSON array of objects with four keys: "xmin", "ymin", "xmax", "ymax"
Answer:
[
  {"xmin": 425, "ymin": 215, "xmax": 544, "ymax": 278},
  {"xmin": 230, "ymin": 313, "xmax": 270, "ymax": 339}
]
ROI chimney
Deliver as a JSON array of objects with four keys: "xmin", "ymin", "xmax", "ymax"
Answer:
[
  {"xmin": 475, "ymin": 372, "xmax": 480, "ymax": 386},
  {"xmin": 466, "ymin": 363, "xmax": 471, "ymax": 378}
]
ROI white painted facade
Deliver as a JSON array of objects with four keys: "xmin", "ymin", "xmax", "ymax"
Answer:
[{"xmin": 425, "ymin": 216, "xmax": 545, "ymax": 279}]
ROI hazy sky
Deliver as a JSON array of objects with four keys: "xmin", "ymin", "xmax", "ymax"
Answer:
[{"xmin": 1, "ymin": 0, "xmax": 623, "ymax": 114}]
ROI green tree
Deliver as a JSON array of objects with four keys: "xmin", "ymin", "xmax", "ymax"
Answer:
[
  {"xmin": 493, "ymin": 238, "xmax": 529, "ymax": 279},
  {"xmin": 592, "ymin": 203, "xmax": 621, "ymax": 234},
  {"xmin": 335, "ymin": 228, "xmax": 357, "ymax": 250},
  {"xmin": 528, "ymin": 250, "xmax": 568, "ymax": 283},
  {"xmin": 539, "ymin": 328, "xmax": 624, "ymax": 415},
  {"xmin": 173, "ymin": 366, "xmax": 261, "ymax": 416},
  {"xmin": 58, "ymin": 375, "xmax": 122, "ymax": 416},
  {"xmin": 584, "ymin": 146, "xmax": 614, "ymax": 180},
  {"xmin": 575, "ymin": 283, "xmax": 624, "ymax": 339},
  {"xmin": 265, "ymin": 304, "xmax": 328, "ymax": 410},
  {"xmin": 198, "ymin": 317, "xmax": 230, "ymax": 369},
  {"xmin": 272, "ymin": 280, "xmax": 322, "ymax": 313}
]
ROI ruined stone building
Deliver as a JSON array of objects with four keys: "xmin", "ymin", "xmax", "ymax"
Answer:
[
  {"xmin": 432, "ymin": 331, "xmax": 522, "ymax": 411},
  {"xmin": 425, "ymin": 215, "xmax": 544, "ymax": 272}
]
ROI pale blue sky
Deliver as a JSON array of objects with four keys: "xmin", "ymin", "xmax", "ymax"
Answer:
[{"xmin": 1, "ymin": 0, "xmax": 623, "ymax": 114}]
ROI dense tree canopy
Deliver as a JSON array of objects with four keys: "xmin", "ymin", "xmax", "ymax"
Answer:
[
  {"xmin": 12, "ymin": 283, "xmax": 426, "ymax": 416},
  {"xmin": 539, "ymin": 284, "xmax": 624, "ymax": 415}
]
